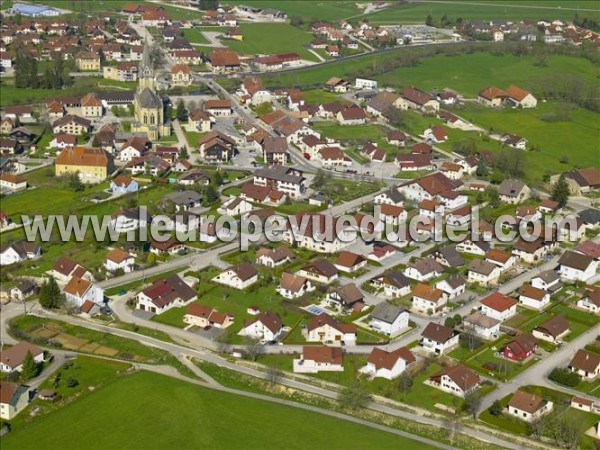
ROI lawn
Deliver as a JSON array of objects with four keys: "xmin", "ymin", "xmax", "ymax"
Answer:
[
  {"xmin": 479, "ymin": 385, "xmax": 599, "ymax": 449},
  {"xmin": 3, "ymin": 370, "xmax": 431, "ymax": 450},
  {"xmin": 224, "ymin": 23, "xmax": 317, "ymax": 61},
  {"xmin": 182, "ymin": 27, "xmax": 210, "ymax": 44},
  {"xmin": 302, "ymin": 89, "xmax": 344, "ymax": 105},
  {"xmin": 314, "ymin": 177, "xmax": 384, "ymax": 204},
  {"xmin": 362, "ymin": 1, "xmax": 600, "ymax": 24},
  {"xmin": 312, "ymin": 122, "xmax": 389, "ymax": 142},
  {"xmin": 227, "ymin": 0, "xmax": 361, "ymax": 21},
  {"xmin": 184, "ymin": 130, "xmax": 208, "ymax": 148},
  {"xmin": 152, "ymin": 269, "xmax": 307, "ymax": 343}
]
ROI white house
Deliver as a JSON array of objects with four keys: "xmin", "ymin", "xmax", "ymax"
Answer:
[
  {"xmin": 218, "ymin": 196, "xmax": 253, "ymax": 216},
  {"xmin": 507, "ymin": 391, "xmax": 553, "ymax": 423},
  {"xmin": 0, "ymin": 382, "xmax": 30, "ymax": 420},
  {"xmin": 436, "ymin": 274, "xmax": 466, "ymax": 300},
  {"xmin": 104, "ymin": 248, "xmax": 135, "ymax": 273},
  {"xmin": 307, "ymin": 313, "xmax": 356, "ymax": 345},
  {"xmin": 0, "ymin": 241, "xmax": 40, "ymax": 266},
  {"xmin": 355, "ymin": 78, "xmax": 378, "ymax": 90},
  {"xmin": 518, "ymin": 284, "xmax": 551, "ymax": 310},
  {"xmin": 569, "ymin": 349, "xmax": 600, "ymax": 381},
  {"xmin": 361, "ymin": 347, "xmax": 415, "ymax": 380},
  {"xmin": 368, "ymin": 303, "xmax": 409, "ymax": 337},
  {"xmin": 420, "ymin": 322, "xmax": 459, "ymax": 355},
  {"xmin": 577, "ymin": 286, "xmax": 600, "ymax": 314},
  {"xmin": 293, "ymin": 346, "xmax": 343, "ymax": 373},
  {"xmin": 480, "ymin": 292, "xmax": 517, "ymax": 322},
  {"xmin": 183, "ymin": 304, "xmax": 234, "ymax": 329},
  {"xmin": 212, "ymin": 263, "xmax": 258, "ymax": 290},
  {"xmin": 277, "ymin": 272, "xmax": 314, "ymax": 299},
  {"xmin": 531, "ymin": 270, "xmax": 561, "ymax": 293},
  {"xmin": 463, "ymin": 312, "xmax": 500, "ymax": 340},
  {"xmin": 63, "ymin": 276, "xmax": 104, "ymax": 308},
  {"xmin": 241, "ymin": 310, "xmax": 283, "ymax": 342},
  {"xmin": 467, "ymin": 259, "xmax": 501, "ymax": 286},
  {"xmin": 428, "ymin": 364, "xmax": 480, "ymax": 397},
  {"xmin": 412, "ymin": 282, "xmax": 447, "ymax": 315},
  {"xmin": 110, "ymin": 208, "xmax": 145, "ymax": 234},
  {"xmin": 0, "ymin": 342, "xmax": 44, "ymax": 373},
  {"xmin": 558, "ymin": 251, "xmax": 598, "ymax": 283},
  {"xmin": 136, "ymin": 275, "xmax": 197, "ymax": 315}
]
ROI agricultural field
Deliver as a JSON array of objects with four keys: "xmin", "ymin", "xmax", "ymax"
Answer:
[
  {"xmin": 224, "ymin": 23, "xmax": 317, "ymax": 61},
  {"xmin": 362, "ymin": 1, "xmax": 600, "ymax": 24},
  {"xmin": 2, "ymin": 370, "xmax": 431, "ymax": 450}
]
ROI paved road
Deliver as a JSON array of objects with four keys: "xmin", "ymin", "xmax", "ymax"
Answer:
[{"xmin": 22, "ymin": 305, "xmax": 522, "ymax": 450}]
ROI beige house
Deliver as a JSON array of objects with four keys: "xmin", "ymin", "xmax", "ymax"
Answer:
[
  {"xmin": 171, "ymin": 64, "xmax": 191, "ymax": 86},
  {"xmin": 306, "ymin": 313, "xmax": 356, "ymax": 344},
  {"xmin": 80, "ymin": 94, "xmax": 103, "ymax": 118},
  {"xmin": 183, "ymin": 304, "xmax": 234, "ymax": 329},
  {"xmin": 0, "ymin": 382, "xmax": 29, "ymax": 420},
  {"xmin": 76, "ymin": 51, "xmax": 101, "ymax": 71},
  {"xmin": 507, "ymin": 390, "xmax": 553, "ymax": 422},
  {"xmin": 54, "ymin": 146, "xmax": 114, "ymax": 183}
]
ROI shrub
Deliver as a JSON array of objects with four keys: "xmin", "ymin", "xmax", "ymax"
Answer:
[{"xmin": 549, "ymin": 367, "xmax": 580, "ymax": 387}]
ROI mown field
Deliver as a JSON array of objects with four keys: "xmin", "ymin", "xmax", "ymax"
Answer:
[
  {"xmin": 224, "ymin": 23, "xmax": 317, "ymax": 61},
  {"xmin": 2, "ymin": 370, "xmax": 431, "ymax": 450},
  {"xmin": 362, "ymin": 1, "xmax": 600, "ymax": 24}
]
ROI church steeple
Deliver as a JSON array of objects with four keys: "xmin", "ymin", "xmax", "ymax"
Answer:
[{"xmin": 138, "ymin": 36, "xmax": 155, "ymax": 91}]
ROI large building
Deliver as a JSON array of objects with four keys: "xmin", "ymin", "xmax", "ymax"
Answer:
[
  {"xmin": 55, "ymin": 146, "xmax": 114, "ymax": 183},
  {"xmin": 131, "ymin": 40, "xmax": 171, "ymax": 141}
]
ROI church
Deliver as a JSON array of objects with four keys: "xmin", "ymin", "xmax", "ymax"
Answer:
[{"xmin": 131, "ymin": 39, "xmax": 171, "ymax": 141}]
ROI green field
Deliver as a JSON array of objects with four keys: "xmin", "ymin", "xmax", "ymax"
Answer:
[
  {"xmin": 362, "ymin": 1, "xmax": 600, "ymax": 24},
  {"xmin": 227, "ymin": 0, "xmax": 361, "ymax": 21},
  {"xmin": 2, "ymin": 370, "xmax": 432, "ymax": 450},
  {"xmin": 224, "ymin": 23, "xmax": 317, "ymax": 61},
  {"xmin": 375, "ymin": 53, "xmax": 599, "ymax": 97},
  {"xmin": 182, "ymin": 27, "xmax": 210, "ymax": 44}
]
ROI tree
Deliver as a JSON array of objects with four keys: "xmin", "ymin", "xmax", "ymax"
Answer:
[
  {"xmin": 266, "ymin": 365, "xmax": 283, "ymax": 389},
  {"xmin": 312, "ymin": 169, "xmax": 327, "ymax": 189},
  {"xmin": 551, "ymin": 174, "xmax": 570, "ymax": 208},
  {"xmin": 488, "ymin": 400, "xmax": 502, "ymax": 416},
  {"xmin": 178, "ymin": 147, "xmax": 189, "ymax": 160},
  {"xmin": 444, "ymin": 317, "xmax": 456, "ymax": 328},
  {"xmin": 549, "ymin": 367, "xmax": 580, "ymax": 387},
  {"xmin": 462, "ymin": 389, "xmax": 481, "ymax": 419},
  {"xmin": 204, "ymin": 185, "xmax": 219, "ymax": 203},
  {"xmin": 245, "ymin": 338, "xmax": 263, "ymax": 362},
  {"xmin": 66, "ymin": 376, "xmax": 79, "ymax": 388},
  {"xmin": 338, "ymin": 384, "xmax": 370, "ymax": 411},
  {"xmin": 476, "ymin": 159, "xmax": 487, "ymax": 177},
  {"xmin": 398, "ymin": 372, "xmax": 413, "ymax": 394},
  {"xmin": 68, "ymin": 173, "xmax": 85, "ymax": 192},
  {"xmin": 175, "ymin": 99, "xmax": 186, "ymax": 121},
  {"xmin": 20, "ymin": 351, "xmax": 38, "ymax": 381},
  {"xmin": 39, "ymin": 276, "xmax": 64, "ymax": 309},
  {"xmin": 425, "ymin": 14, "xmax": 434, "ymax": 26}
]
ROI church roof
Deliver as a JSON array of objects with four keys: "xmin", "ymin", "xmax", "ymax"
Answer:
[{"xmin": 138, "ymin": 87, "xmax": 162, "ymax": 109}]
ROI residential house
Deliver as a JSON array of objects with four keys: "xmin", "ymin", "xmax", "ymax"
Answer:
[
  {"xmin": 334, "ymin": 251, "xmax": 367, "ymax": 273},
  {"xmin": 0, "ymin": 241, "xmax": 41, "ymax": 266},
  {"xmin": 374, "ymin": 188, "xmax": 404, "ymax": 207},
  {"xmin": 498, "ymin": 180, "xmax": 531, "ymax": 204},
  {"xmin": 501, "ymin": 134, "xmax": 527, "ymax": 150},
  {"xmin": 518, "ymin": 284, "xmax": 550, "ymax": 310},
  {"xmin": 0, "ymin": 341, "xmax": 44, "ymax": 373},
  {"xmin": 49, "ymin": 256, "xmax": 93, "ymax": 283},
  {"xmin": 0, "ymin": 382, "xmax": 30, "ymax": 420},
  {"xmin": 55, "ymin": 146, "xmax": 113, "ymax": 183},
  {"xmin": 378, "ymin": 203, "xmax": 407, "ymax": 226},
  {"xmin": 183, "ymin": 304, "xmax": 234, "ymax": 329},
  {"xmin": 468, "ymin": 259, "xmax": 501, "ymax": 287},
  {"xmin": 436, "ymin": 274, "xmax": 466, "ymax": 300},
  {"xmin": 293, "ymin": 346, "xmax": 343, "ymax": 373},
  {"xmin": 532, "ymin": 315, "xmax": 569, "ymax": 343},
  {"xmin": 423, "ymin": 125, "xmax": 448, "ymax": 143},
  {"xmin": 404, "ymin": 258, "xmax": 443, "ymax": 282},
  {"xmin": 170, "ymin": 64, "xmax": 191, "ymax": 86},
  {"xmin": 507, "ymin": 391, "xmax": 553, "ymax": 422},
  {"xmin": 326, "ymin": 283, "xmax": 364, "ymax": 312},
  {"xmin": 480, "ymin": 292, "xmax": 517, "ymax": 321},
  {"xmin": 433, "ymin": 245, "xmax": 465, "ymax": 268},
  {"xmin": 420, "ymin": 322, "xmax": 460, "ymax": 354},
  {"xmin": 577, "ymin": 285, "xmax": 600, "ymax": 314},
  {"xmin": 136, "ymin": 274, "xmax": 197, "ymax": 314},
  {"xmin": 428, "ymin": 364, "xmax": 480, "ymax": 397},
  {"xmin": 503, "ymin": 333, "xmax": 538, "ymax": 361},
  {"xmin": 307, "ymin": 313, "xmax": 356, "ymax": 344},
  {"xmin": 63, "ymin": 276, "xmax": 104, "ymax": 308},
  {"xmin": 104, "ymin": 248, "xmax": 135, "ymax": 273},
  {"xmin": 336, "ymin": 106, "xmax": 367, "ymax": 125},
  {"xmin": 212, "ymin": 263, "xmax": 258, "ymax": 290},
  {"xmin": 362, "ymin": 347, "xmax": 415, "ymax": 380},
  {"xmin": 9, "ymin": 280, "xmax": 37, "ymax": 302},
  {"xmin": 463, "ymin": 312, "xmax": 500, "ymax": 340},
  {"xmin": 255, "ymin": 246, "xmax": 295, "ymax": 268},
  {"xmin": 478, "ymin": 86, "xmax": 508, "ymax": 107},
  {"xmin": 569, "ymin": 349, "xmax": 600, "ymax": 381},
  {"xmin": 485, "ymin": 248, "xmax": 516, "ymax": 272},
  {"xmin": 558, "ymin": 251, "xmax": 598, "ymax": 282},
  {"xmin": 110, "ymin": 207, "xmax": 145, "ymax": 233},
  {"xmin": 277, "ymin": 272, "xmax": 313, "ymax": 299},
  {"xmin": 374, "ymin": 270, "xmax": 411, "ymax": 298},
  {"xmin": 110, "ymin": 176, "xmax": 138, "ymax": 194},
  {"xmin": 368, "ymin": 303, "xmax": 409, "ymax": 337},
  {"xmin": 412, "ymin": 282, "xmax": 446, "ymax": 314},
  {"xmin": 401, "ymin": 86, "xmax": 439, "ymax": 112},
  {"xmin": 187, "ymin": 109, "xmax": 213, "ymax": 133},
  {"xmin": 253, "ymin": 166, "xmax": 305, "ymax": 198},
  {"xmin": 505, "ymin": 85, "xmax": 537, "ymax": 108},
  {"xmin": 52, "ymin": 115, "xmax": 91, "ymax": 135},
  {"xmin": 241, "ymin": 310, "xmax": 283, "ymax": 341}
]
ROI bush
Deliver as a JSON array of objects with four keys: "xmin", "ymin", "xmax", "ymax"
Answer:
[{"xmin": 549, "ymin": 367, "xmax": 581, "ymax": 387}]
